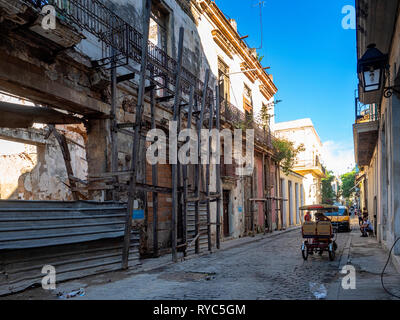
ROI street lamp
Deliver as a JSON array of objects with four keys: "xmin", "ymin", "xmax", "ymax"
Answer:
[
  {"xmin": 358, "ymin": 44, "xmax": 400, "ymax": 98},
  {"xmin": 358, "ymin": 44, "xmax": 387, "ymax": 92}
]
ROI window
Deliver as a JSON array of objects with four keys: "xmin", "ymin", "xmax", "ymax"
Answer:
[
  {"xmin": 243, "ymin": 84, "xmax": 253, "ymax": 120},
  {"xmin": 149, "ymin": 1, "xmax": 169, "ymax": 95},
  {"xmin": 149, "ymin": 1, "xmax": 169, "ymax": 52},
  {"xmin": 218, "ymin": 57, "xmax": 230, "ymax": 103}
]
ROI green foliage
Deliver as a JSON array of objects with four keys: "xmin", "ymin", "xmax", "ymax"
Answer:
[
  {"xmin": 234, "ymin": 119, "xmax": 253, "ymax": 130},
  {"xmin": 340, "ymin": 169, "xmax": 357, "ymax": 200},
  {"xmin": 273, "ymin": 138, "xmax": 305, "ymax": 175},
  {"xmin": 321, "ymin": 171, "xmax": 336, "ymax": 205},
  {"xmin": 256, "ymin": 103, "xmax": 272, "ymax": 129}
]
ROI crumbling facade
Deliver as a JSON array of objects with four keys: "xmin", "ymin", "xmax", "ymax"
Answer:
[{"xmin": 0, "ymin": 0, "xmax": 279, "ymax": 294}]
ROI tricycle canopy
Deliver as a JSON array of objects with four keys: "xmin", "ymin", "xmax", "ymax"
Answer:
[{"xmin": 299, "ymin": 204, "xmax": 339, "ymax": 212}]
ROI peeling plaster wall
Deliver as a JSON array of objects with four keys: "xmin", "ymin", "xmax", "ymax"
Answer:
[
  {"xmin": 222, "ymin": 177, "xmax": 245, "ymax": 239},
  {"xmin": 0, "ymin": 137, "xmax": 87, "ymax": 201},
  {"xmin": 0, "ymin": 0, "xmax": 276, "ymax": 253},
  {"xmin": 0, "ymin": 144, "xmax": 37, "ymax": 199},
  {"xmin": 0, "ymin": 102, "xmax": 88, "ymax": 201}
]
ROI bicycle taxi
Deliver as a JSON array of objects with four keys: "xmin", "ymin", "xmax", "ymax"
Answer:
[{"xmin": 300, "ymin": 204, "xmax": 339, "ymax": 261}]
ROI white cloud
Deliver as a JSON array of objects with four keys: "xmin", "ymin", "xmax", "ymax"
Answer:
[{"xmin": 321, "ymin": 140, "xmax": 355, "ymax": 176}]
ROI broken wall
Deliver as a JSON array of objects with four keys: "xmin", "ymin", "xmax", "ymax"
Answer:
[{"xmin": 0, "ymin": 124, "xmax": 88, "ymax": 201}]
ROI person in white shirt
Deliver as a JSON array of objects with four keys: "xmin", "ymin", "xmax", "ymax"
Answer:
[{"xmin": 360, "ymin": 217, "xmax": 373, "ymax": 237}]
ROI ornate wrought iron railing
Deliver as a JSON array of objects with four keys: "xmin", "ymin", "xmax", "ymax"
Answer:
[
  {"xmin": 220, "ymin": 99, "xmax": 274, "ymax": 150},
  {"xmin": 22, "ymin": 0, "xmax": 273, "ymax": 150},
  {"xmin": 294, "ymin": 158, "xmax": 324, "ymax": 173},
  {"xmin": 24, "ymin": 0, "xmax": 213, "ymax": 105},
  {"xmin": 355, "ymin": 97, "xmax": 380, "ymax": 124}
]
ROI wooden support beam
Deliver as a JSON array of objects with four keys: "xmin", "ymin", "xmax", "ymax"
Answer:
[
  {"xmin": 48, "ymin": 125, "xmax": 79, "ymax": 201},
  {"xmin": 145, "ymin": 84, "xmax": 156, "ymax": 94},
  {"xmin": 195, "ymin": 69, "xmax": 209, "ymax": 254},
  {"xmin": 182, "ymin": 86, "xmax": 195, "ymax": 257},
  {"xmin": 262, "ymin": 153, "xmax": 266, "ymax": 234},
  {"xmin": 215, "ymin": 85, "xmax": 222, "ymax": 249},
  {"xmin": 110, "ymin": 49, "xmax": 119, "ymax": 201},
  {"xmin": 171, "ymin": 27, "xmax": 185, "ymax": 263},
  {"xmin": 206, "ymin": 93, "xmax": 214, "ymax": 252},
  {"xmin": 150, "ymin": 70, "xmax": 159, "ymax": 257},
  {"xmin": 116, "ymin": 72, "xmax": 136, "ymax": 83},
  {"xmin": 156, "ymin": 95, "xmax": 175, "ymax": 103},
  {"xmin": 116, "ymin": 128, "xmax": 135, "ymax": 137},
  {"xmin": 117, "ymin": 123, "xmax": 136, "ymax": 129},
  {"xmin": 122, "ymin": 0, "xmax": 151, "ymax": 270}
]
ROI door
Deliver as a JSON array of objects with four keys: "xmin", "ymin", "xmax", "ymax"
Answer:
[
  {"xmin": 223, "ymin": 190, "xmax": 230, "ymax": 237},
  {"xmin": 244, "ymin": 176, "xmax": 253, "ymax": 233},
  {"xmin": 288, "ymin": 181, "xmax": 293, "ymax": 226}
]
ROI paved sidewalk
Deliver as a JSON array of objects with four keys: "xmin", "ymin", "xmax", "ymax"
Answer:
[{"xmin": 327, "ymin": 227, "xmax": 400, "ymax": 300}]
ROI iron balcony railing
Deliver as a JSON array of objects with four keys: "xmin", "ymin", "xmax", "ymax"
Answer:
[
  {"xmin": 24, "ymin": 0, "xmax": 213, "ymax": 106},
  {"xmin": 355, "ymin": 97, "xmax": 380, "ymax": 124},
  {"xmin": 220, "ymin": 99, "xmax": 274, "ymax": 150},
  {"xmin": 294, "ymin": 158, "xmax": 325, "ymax": 173},
  {"xmin": 22, "ymin": 0, "xmax": 274, "ymax": 150}
]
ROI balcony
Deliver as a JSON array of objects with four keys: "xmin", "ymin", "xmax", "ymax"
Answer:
[
  {"xmin": 219, "ymin": 99, "xmax": 274, "ymax": 150},
  {"xmin": 353, "ymin": 98, "xmax": 379, "ymax": 167},
  {"xmin": 0, "ymin": 0, "xmax": 86, "ymax": 48},
  {"xmin": 293, "ymin": 158, "xmax": 325, "ymax": 178}
]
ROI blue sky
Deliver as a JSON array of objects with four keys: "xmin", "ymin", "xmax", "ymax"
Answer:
[{"xmin": 216, "ymin": 0, "xmax": 357, "ymax": 175}]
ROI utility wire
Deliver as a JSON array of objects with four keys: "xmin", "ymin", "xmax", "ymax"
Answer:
[{"xmin": 381, "ymin": 237, "xmax": 400, "ymax": 299}]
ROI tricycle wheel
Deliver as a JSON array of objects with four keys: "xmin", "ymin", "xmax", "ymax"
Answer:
[
  {"xmin": 328, "ymin": 246, "xmax": 336, "ymax": 261},
  {"xmin": 301, "ymin": 244, "xmax": 308, "ymax": 260}
]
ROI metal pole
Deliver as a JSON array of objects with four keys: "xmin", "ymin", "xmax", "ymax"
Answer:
[
  {"xmin": 215, "ymin": 85, "xmax": 221, "ymax": 249},
  {"xmin": 122, "ymin": 0, "xmax": 151, "ymax": 270},
  {"xmin": 171, "ymin": 27, "xmax": 185, "ymax": 262}
]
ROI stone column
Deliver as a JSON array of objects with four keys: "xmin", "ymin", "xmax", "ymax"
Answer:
[{"xmin": 86, "ymin": 119, "xmax": 110, "ymax": 201}]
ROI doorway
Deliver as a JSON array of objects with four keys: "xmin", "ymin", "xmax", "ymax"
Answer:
[{"xmin": 223, "ymin": 190, "xmax": 231, "ymax": 237}]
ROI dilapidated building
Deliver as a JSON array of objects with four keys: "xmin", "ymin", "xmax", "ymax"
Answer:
[{"xmin": 0, "ymin": 0, "xmax": 279, "ymax": 295}]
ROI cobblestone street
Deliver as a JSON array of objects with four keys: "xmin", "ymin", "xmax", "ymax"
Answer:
[
  {"xmin": 1, "ymin": 225, "xmax": 357, "ymax": 300},
  {"xmin": 5, "ymin": 219, "xmax": 399, "ymax": 300}
]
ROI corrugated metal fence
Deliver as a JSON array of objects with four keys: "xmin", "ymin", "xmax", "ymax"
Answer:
[{"xmin": 0, "ymin": 200, "xmax": 140, "ymax": 296}]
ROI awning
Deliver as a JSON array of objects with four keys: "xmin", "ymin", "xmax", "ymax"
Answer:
[
  {"xmin": 299, "ymin": 204, "xmax": 339, "ymax": 211},
  {"xmin": 0, "ymin": 101, "xmax": 83, "ymax": 128}
]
